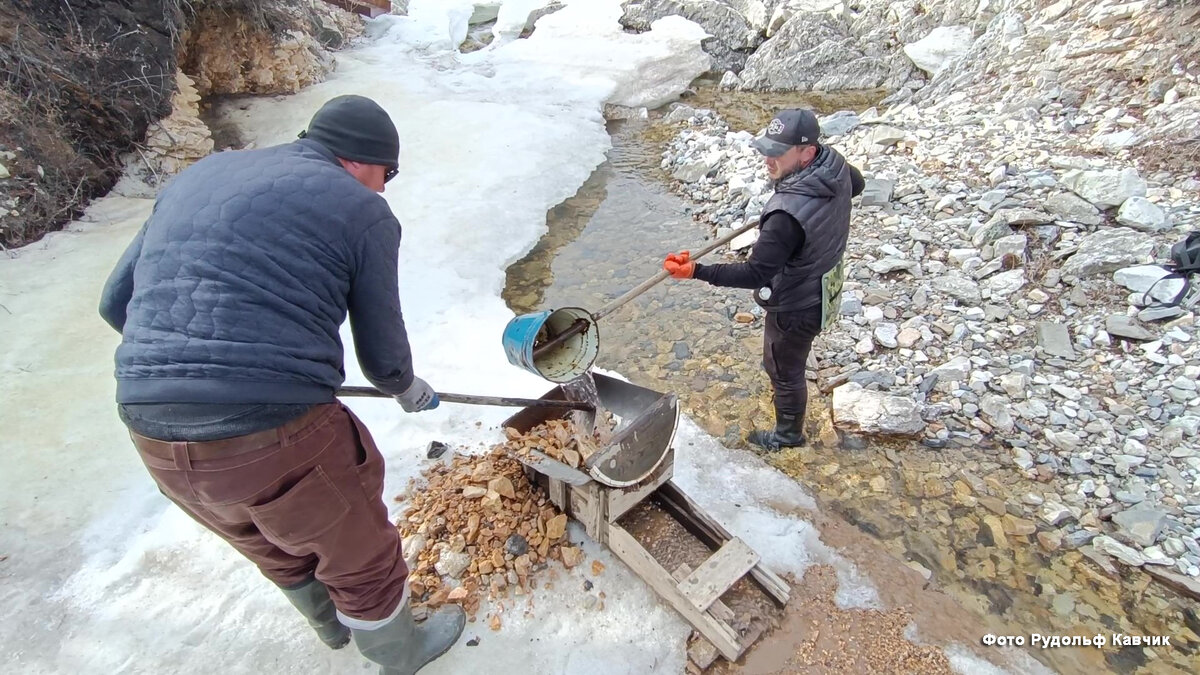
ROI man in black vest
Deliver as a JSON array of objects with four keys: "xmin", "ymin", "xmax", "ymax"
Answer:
[{"xmin": 664, "ymin": 108, "xmax": 863, "ymax": 451}]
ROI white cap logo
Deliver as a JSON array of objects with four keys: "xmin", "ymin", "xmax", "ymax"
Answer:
[{"xmin": 767, "ymin": 118, "xmax": 785, "ymax": 135}]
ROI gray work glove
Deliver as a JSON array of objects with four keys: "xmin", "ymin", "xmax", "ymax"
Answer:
[{"xmin": 395, "ymin": 377, "xmax": 440, "ymax": 412}]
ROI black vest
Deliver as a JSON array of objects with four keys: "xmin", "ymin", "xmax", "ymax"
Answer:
[{"xmin": 755, "ymin": 145, "xmax": 853, "ymax": 314}]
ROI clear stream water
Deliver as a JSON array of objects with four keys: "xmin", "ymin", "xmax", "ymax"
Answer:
[{"xmin": 501, "ymin": 87, "xmax": 1197, "ymax": 675}]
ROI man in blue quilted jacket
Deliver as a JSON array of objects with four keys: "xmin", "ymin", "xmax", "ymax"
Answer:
[{"xmin": 99, "ymin": 95, "xmax": 463, "ymax": 674}]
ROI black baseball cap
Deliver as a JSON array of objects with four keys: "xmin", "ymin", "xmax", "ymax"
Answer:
[
  {"xmin": 300, "ymin": 95, "xmax": 399, "ymax": 178},
  {"xmin": 751, "ymin": 108, "xmax": 821, "ymax": 157}
]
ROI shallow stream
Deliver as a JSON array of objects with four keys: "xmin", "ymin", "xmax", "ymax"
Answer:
[{"xmin": 502, "ymin": 87, "xmax": 1198, "ymax": 674}]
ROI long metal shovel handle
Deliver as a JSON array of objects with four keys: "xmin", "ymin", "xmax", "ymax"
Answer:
[
  {"xmin": 592, "ymin": 218, "xmax": 760, "ymax": 321},
  {"xmin": 335, "ymin": 386, "xmax": 593, "ymax": 411}
]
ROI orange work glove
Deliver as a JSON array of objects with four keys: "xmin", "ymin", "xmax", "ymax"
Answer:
[{"xmin": 663, "ymin": 250, "xmax": 694, "ymax": 279}]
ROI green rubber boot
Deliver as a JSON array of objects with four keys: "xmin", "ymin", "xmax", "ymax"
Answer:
[
  {"xmin": 352, "ymin": 601, "xmax": 465, "ymax": 675},
  {"xmin": 279, "ymin": 578, "xmax": 351, "ymax": 649}
]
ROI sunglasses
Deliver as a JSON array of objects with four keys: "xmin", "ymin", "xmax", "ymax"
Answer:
[{"xmin": 384, "ymin": 166, "xmax": 398, "ymax": 183}]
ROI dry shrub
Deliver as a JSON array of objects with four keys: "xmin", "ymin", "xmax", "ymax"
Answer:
[{"xmin": 0, "ymin": 0, "xmax": 184, "ymax": 247}]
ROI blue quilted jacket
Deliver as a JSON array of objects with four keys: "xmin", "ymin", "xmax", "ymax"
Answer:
[{"xmin": 99, "ymin": 139, "xmax": 415, "ymax": 404}]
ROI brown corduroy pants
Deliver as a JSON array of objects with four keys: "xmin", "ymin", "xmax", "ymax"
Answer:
[{"xmin": 129, "ymin": 402, "xmax": 408, "ymax": 622}]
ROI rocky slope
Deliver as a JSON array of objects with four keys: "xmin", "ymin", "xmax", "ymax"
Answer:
[
  {"xmin": 624, "ymin": 0, "xmax": 1200, "ymax": 169},
  {"xmin": 649, "ymin": 0, "xmax": 1200, "ymax": 623},
  {"xmin": 0, "ymin": 0, "xmax": 362, "ymax": 246},
  {"xmin": 0, "ymin": 0, "xmax": 181, "ymax": 247}
]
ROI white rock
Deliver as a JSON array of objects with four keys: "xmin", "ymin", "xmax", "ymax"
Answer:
[
  {"xmin": 1116, "ymin": 196, "xmax": 1169, "ymax": 232},
  {"xmin": 819, "ymin": 110, "xmax": 861, "ymax": 137},
  {"xmin": 1114, "ymin": 265, "xmax": 1177, "ymax": 294},
  {"xmin": 402, "ymin": 534, "xmax": 427, "ymax": 569},
  {"xmin": 1039, "ymin": 502, "xmax": 1073, "ymax": 526},
  {"xmin": 903, "ymin": 26, "xmax": 973, "ymax": 76},
  {"xmin": 673, "ymin": 158, "xmax": 714, "ymax": 182},
  {"xmin": 730, "ymin": 228, "xmax": 758, "ymax": 251},
  {"xmin": 981, "ymin": 394, "xmax": 1014, "ymax": 432},
  {"xmin": 1094, "ymin": 129, "xmax": 1140, "ymax": 152},
  {"xmin": 896, "ymin": 327, "xmax": 922, "ymax": 349},
  {"xmin": 987, "ymin": 269, "xmax": 1026, "ymax": 297},
  {"xmin": 999, "ymin": 373, "xmax": 1029, "ymax": 399},
  {"xmin": 867, "ymin": 256, "xmax": 919, "ymax": 274},
  {"xmin": 949, "ymin": 248, "xmax": 981, "ymax": 266},
  {"xmin": 931, "ymin": 273, "xmax": 982, "ymax": 304},
  {"xmin": 1061, "ymin": 167, "xmax": 1147, "ymax": 209},
  {"xmin": 1140, "ymin": 546, "xmax": 1174, "ymax": 566},
  {"xmin": 1040, "ymin": 0, "xmax": 1072, "ymax": 22},
  {"xmin": 832, "ymin": 383, "xmax": 925, "ymax": 436},
  {"xmin": 993, "ymin": 234, "xmax": 1028, "ymax": 259},
  {"xmin": 1061, "ymin": 228, "xmax": 1156, "ymax": 278},
  {"xmin": 434, "ymin": 550, "xmax": 471, "ymax": 579},
  {"xmin": 1093, "ymin": 535, "xmax": 1146, "ymax": 567},
  {"xmin": 869, "ymin": 126, "xmax": 906, "ymax": 147},
  {"xmin": 663, "ymin": 105, "xmax": 696, "ymax": 124},
  {"xmin": 931, "ymin": 356, "xmax": 972, "ymax": 383},
  {"xmin": 1045, "ymin": 191, "xmax": 1102, "ymax": 225},
  {"xmin": 861, "ymin": 178, "xmax": 896, "ymax": 206},
  {"xmin": 855, "ymin": 336, "xmax": 875, "ymax": 354},
  {"xmin": 874, "ymin": 322, "xmax": 899, "ymax": 349},
  {"xmin": 1045, "ymin": 429, "xmax": 1082, "ymax": 451},
  {"xmin": 0, "ymin": 163, "xmax": 9, "ymax": 179},
  {"xmin": 1089, "ymin": 1, "xmax": 1148, "ymax": 28}
]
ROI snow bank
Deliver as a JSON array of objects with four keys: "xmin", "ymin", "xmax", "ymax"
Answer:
[{"xmin": 478, "ymin": 2, "xmax": 711, "ymax": 108}]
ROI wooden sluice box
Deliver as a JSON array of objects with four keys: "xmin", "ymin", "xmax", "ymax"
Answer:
[{"xmin": 502, "ymin": 374, "xmax": 790, "ymax": 667}]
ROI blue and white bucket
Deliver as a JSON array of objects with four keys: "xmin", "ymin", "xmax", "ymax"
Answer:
[{"xmin": 502, "ymin": 307, "xmax": 599, "ymax": 383}]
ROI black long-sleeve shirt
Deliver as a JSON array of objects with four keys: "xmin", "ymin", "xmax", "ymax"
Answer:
[
  {"xmin": 693, "ymin": 163, "xmax": 863, "ymax": 289},
  {"xmin": 693, "ymin": 211, "xmax": 805, "ymax": 288}
]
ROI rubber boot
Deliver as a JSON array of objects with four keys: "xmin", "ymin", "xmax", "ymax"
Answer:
[
  {"xmin": 747, "ymin": 412, "xmax": 806, "ymax": 451},
  {"xmin": 353, "ymin": 601, "xmax": 465, "ymax": 675},
  {"xmin": 280, "ymin": 578, "xmax": 351, "ymax": 650}
]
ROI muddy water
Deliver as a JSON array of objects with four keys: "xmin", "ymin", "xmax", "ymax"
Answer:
[{"xmin": 502, "ymin": 90, "xmax": 1198, "ymax": 674}]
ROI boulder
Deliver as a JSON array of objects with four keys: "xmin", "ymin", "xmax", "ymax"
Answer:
[
  {"xmin": 1061, "ymin": 167, "xmax": 1147, "ymax": 209},
  {"xmin": 739, "ymin": 12, "xmax": 912, "ymax": 91},
  {"xmin": 1036, "ymin": 322, "xmax": 1075, "ymax": 358},
  {"xmin": 621, "ymin": 0, "xmax": 759, "ymax": 72},
  {"xmin": 819, "ymin": 110, "xmax": 861, "ymax": 137},
  {"xmin": 832, "ymin": 383, "xmax": 925, "ymax": 436},
  {"xmin": 1105, "ymin": 315, "xmax": 1156, "ymax": 341},
  {"xmin": 1111, "ymin": 508, "xmax": 1168, "ymax": 547},
  {"xmin": 1045, "ymin": 191, "xmax": 1102, "ymax": 225},
  {"xmin": 930, "ymin": 356, "xmax": 972, "ymax": 383},
  {"xmin": 930, "ymin": 273, "xmax": 982, "ymax": 304},
  {"xmin": 1061, "ymin": 228, "xmax": 1156, "ymax": 278},
  {"xmin": 1114, "ymin": 265, "xmax": 1186, "ymax": 304},
  {"xmin": 860, "ymin": 178, "xmax": 895, "ymax": 206},
  {"xmin": 903, "ymin": 25, "xmax": 973, "ymax": 76},
  {"xmin": 1116, "ymin": 196, "xmax": 1169, "ymax": 232}
]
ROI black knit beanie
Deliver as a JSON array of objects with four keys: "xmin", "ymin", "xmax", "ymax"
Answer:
[{"xmin": 299, "ymin": 95, "xmax": 399, "ymax": 169}]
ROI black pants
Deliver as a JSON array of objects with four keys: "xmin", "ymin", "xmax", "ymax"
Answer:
[{"xmin": 763, "ymin": 307, "xmax": 823, "ymax": 419}]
